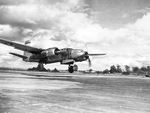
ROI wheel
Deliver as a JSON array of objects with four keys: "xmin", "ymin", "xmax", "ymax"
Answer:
[
  {"xmin": 73, "ymin": 65, "xmax": 78, "ymax": 71},
  {"xmin": 68, "ymin": 66, "xmax": 74, "ymax": 73}
]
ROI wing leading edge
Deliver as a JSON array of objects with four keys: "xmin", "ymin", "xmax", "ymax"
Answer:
[
  {"xmin": 0, "ymin": 37, "xmax": 44, "ymax": 54},
  {"xmin": 88, "ymin": 53, "xmax": 106, "ymax": 56}
]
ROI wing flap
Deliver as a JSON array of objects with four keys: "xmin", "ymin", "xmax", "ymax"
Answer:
[
  {"xmin": 61, "ymin": 59, "xmax": 74, "ymax": 64},
  {"xmin": 0, "ymin": 37, "xmax": 44, "ymax": 54}
]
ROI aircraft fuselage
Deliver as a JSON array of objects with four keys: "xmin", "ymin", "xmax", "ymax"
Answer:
[{"xmin": 23, "ymin": 48, "xmax": 87, "ymax": 64}]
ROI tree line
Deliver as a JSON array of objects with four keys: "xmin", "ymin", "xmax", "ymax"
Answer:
[{"xmin": 102, "ymin": 65, "xmax": 150, "ymax": 75}]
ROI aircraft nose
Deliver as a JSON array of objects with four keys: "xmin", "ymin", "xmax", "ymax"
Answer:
[
  {"xmin": 84, "ymin": 51, "xmax": 88, "ymax": 55},
  {"xmin": 84, "ymin": 51, "xmax": 89, "ymax": 59},
  {"xmin": 74, "ymin": 50, "xmax": 87, "ymax": 58}
]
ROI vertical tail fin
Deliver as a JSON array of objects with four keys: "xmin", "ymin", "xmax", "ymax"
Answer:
[{"xmin": 24, "ymin": 40, "xmax": 32, "ymax": 58}]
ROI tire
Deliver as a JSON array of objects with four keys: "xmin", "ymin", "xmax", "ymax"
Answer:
[
  {"xmin": 73, "ymin": 65, "xmax": 78, "ymax": 71},
  {"xmin": 68, "ymin": 66, "xmax": 74, "ymax": 73}
]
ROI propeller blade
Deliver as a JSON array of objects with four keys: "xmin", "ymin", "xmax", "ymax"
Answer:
[
  {"xmin": 88, "ymin": 57, "xmax": 92, "ymax": 67},
  {"xmin": 88, "ymin": 53, "xmax": 106, "ymax": 56}
]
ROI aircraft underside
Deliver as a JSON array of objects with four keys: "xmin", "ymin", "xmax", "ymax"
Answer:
[
  {"xmin": 28, "ymin": 62, "xmax": 78, "ymax": 73},
  {"xmin": 24, "ymin": 56, "xmax": 79, "ymax": 73},
  {"xmin": 24, "ymin": 53, "xmax": 81, "ymax": 73}
]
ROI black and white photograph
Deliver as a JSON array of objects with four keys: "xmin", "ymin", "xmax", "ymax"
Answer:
[{"xmin": 0, "ymin": 0, "xmax": 150, "ymax": 113}]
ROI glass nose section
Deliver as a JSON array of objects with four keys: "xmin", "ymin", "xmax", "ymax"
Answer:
[{"xmin": 73, "ymin": 50, "xmax": 84, "ymax": 56}]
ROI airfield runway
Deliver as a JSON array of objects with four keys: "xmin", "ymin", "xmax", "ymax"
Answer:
[{"xmin": 0, "ymin": 71, "xmax": 150, "ymax": 113}]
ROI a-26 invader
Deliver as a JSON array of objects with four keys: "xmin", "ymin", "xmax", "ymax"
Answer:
[{"xmin": 0, "ymin": 37, "xmax": 105, "ymax": 73}]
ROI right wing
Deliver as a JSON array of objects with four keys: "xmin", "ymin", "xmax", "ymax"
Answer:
[
  {"xmin": 88, "ymin": 53, "xmax": 106, "ymax": 56},
  {"xmin": 0, "ymin": 37, "xmax": 44, "ymax": 54}
]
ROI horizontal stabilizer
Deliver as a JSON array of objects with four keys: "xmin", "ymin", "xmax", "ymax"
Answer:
[{"xmin": 9, "ymin": 52, "xmax": 27, "ymax": 59}]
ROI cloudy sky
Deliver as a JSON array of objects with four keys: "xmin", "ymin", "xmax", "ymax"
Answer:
[{"xmin": 0, "ymin": 0, "xmax": 150, "ymax": 70}]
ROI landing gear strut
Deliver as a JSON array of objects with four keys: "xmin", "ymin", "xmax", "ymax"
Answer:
[
  {"xmin": 68, "ymin": 64, "xmax": 78, "ymax": 73},
  {"xmin": 37, "ymin": 63, "xmax": 46, "ymax": 71}
]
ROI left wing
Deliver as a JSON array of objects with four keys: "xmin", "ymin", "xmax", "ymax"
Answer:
[{"xmin": 0, "ymin": 37, "xmax": 44, "ymax": 54}]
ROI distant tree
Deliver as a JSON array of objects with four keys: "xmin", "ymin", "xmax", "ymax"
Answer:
[
  {"xmin": 140, "ymin": 66, "xmax": 147, "ymax": 72},
  {"xmin": 51, "ymin": 68, "xmax": 59, "ymax": 72},
  {"xmin": 146, "ymin": 66, "xmax": 150, "ymax": 75},
  {"xmin": 122, "ymin": 65, "xmax": 130, "ymax": 75},
  {"xmin": 132, "ymin": 67, "xmax": 139, "ymax": 73},
  {"xmin": 147, "ymin": 66, "xmax": 150, "ymax": 72},
  {"xmin": 96, "ymin": 71, "xmax": 102, "ymax": 74},
  {"xmin": 110, "ymin": 65, "xmax": 117, "ymax": 73},
  {"xmin": 103, "ymin": 69, "xmax": 110, "ymax": 74},
  {"xmin": 89, "ymin": 69, "xmax": 93, "ymax": 72},
  {"xmin": 116, "ymin": 65, "xmax": 122, "ymax": 73},
  {"xmin": 125, "ymin": 65, "xmax": 130, "ymax": 73}
]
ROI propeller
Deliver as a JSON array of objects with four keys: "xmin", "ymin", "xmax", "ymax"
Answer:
[
  {"xmin": 84, "ymin": 43, "xmax": 106, "ymax": 67},
  {"xmin": 87, "ymin": 56, "xmax": 92, "ymax": 67},
  {"xmin": 84, "ymin": 52, "xmax": 92, "ymax": 67},
  {"xmin": 84, "ymin": 51, "xmax": 106, "ymax": 67}
]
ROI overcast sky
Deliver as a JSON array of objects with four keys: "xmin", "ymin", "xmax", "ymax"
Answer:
[{"xmin": 0, "ymin": 0, "xmax": 150, "ymax": 70}]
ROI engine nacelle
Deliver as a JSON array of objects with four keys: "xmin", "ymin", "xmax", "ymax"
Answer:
[{"xmin": 41, "ymin": 47, "xmax": 60, "ymax": 57}]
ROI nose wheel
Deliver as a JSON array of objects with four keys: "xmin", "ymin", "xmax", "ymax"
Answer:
[{"xmin": 68, "ymin": 64, "xmax": 78, "ymax": 73}]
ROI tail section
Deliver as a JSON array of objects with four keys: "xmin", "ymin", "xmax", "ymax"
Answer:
[{"xmin": 24, "ymin": 40, "xmax": 32, "ymax": 59}]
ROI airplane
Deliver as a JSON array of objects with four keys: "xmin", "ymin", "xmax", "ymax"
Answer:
[{"xmin": 0, "ymin": 37, "xmax": 106, "ymax": 73}]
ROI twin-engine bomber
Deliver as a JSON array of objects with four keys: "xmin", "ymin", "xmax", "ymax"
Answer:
[{"xmin": 0, "ymin": 37, "xmax": 105, "ymax": 73}]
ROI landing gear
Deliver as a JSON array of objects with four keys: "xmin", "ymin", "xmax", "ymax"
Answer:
[
  {"xmin": 68, "ymin": 66, "xmax": 74, "ymax": 73},
  {"xmin": 37, "ymin": 63, "xmax": 46, "ymax": 71},
  {"xmin": 68, "ymin": 64, "xmax": 78, "ymax": 73},
  {"xmin": 73, "ymin": 64, "xmax": 78, "ymax": 71}
]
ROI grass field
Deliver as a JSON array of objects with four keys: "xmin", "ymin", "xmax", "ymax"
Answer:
[{"xmin": 0, "ymin": 71, "xmax": 150, "ymax": 113}]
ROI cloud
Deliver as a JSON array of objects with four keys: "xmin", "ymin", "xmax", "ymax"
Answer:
[
  {"xmin": 0, "ymin": 0, "xmax": 84, "ymax": 29},
  {"xmin": 0, "ymin": 25, "xmax": 32, "ymax": 41},
  {"xmin": 0, "ymin": 0, "xmax": 65, "ymax": 6}
]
